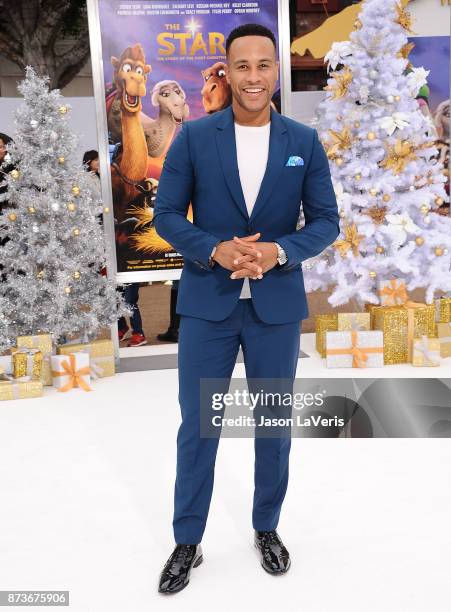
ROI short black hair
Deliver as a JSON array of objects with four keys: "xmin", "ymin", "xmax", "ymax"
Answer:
[
  {"xmin": 83, "ymin": 149, "xmax": 99, "ymax": 166},
  {"xmin": 225, "ymin": 23, "xmax": 276, "ymax": 56}
]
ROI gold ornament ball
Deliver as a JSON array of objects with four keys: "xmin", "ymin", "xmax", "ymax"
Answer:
[
  {"xmin": 435, "ymin": 247, "xmax": 444, "ymax": 257},
  {"xmin": 369, "ymin": 188, "xmax": 378, "ymax": 196},
  {"xmin": 415, "ymin": 237, "xmax": 424, "ymax": 246},
  {"xmin": 369, "ymin": 271, "xmax": 377, "ymax": 278},
  {"xmin": 58, "ymin": 156, "xmax": 65, "ymax": 164},
  {"xmin": 28, "ymin": 206, "xmax": 36, "ymax": 214},
  {"xmin": 8, "ymin": 212, "xmax": 17, "ymax": 222},
  {"xmin": 37, "ymin": 270, "xmax": 45, "ymax": 279},
  {"xmin": 354, "ymin": 19, "xmax": 362, "ymax": 29},
  {"xmin": 67, "ymin": 202, "xmax": 76, "ymax": 212},
  {"xmin": 435, "ymin": 197, "xmax": 444, "ymax": 206},
  {"xmin": 10, "ymin": 169, "xmax": 20, "ymax": 179},
  {"xmin": 420, "ymin": 204, "xmax": 429, "ymax": 214},
  {"xmin": 354, "ymin": 121, "xmax": 361, "ymax": 128},
  {"xmin": 339, "ymin": 210, "xmax": 346, "ymax": 218},
  {"xmin": 335, "ymin": 157, "xmax": 344, "ymax": 166},
  {"xmin": 71, "ymin": 185, "xmax": 80, "ymax": 196},
  {"xmin": 394, "ymin": 95, "xmax": 401, "ymax": 102},
  {"xmin": 367, "ymin": 132, "xmax": 376, "ymax": 141},
  {"xmin": 376, "ymin": 246, "xmax": 385, "ymax": 254},
  {"xmin": 59, "ymin": 106, "xmax": 68, "ymax": 114},
  {"xmin": 64, "ymin": 286, "xmax": 71, "ymax": 294},
  {"xmin": 382, "ymin": 194, "xmax": 391, "ymax": 202},
  {"xmin": 73, "ymin": 228, "xmax": 80, "ymax": 236},
  {"xmin": 73, "ymin": 271, "xmax": 81, "ymax": 280},
  {"xmin": 355, "ymin": 173, "xmax": 362, "ymax": 181},
  {"xmin": 103, "ymin": 206, "xmax": 110, "ymax": 214}
]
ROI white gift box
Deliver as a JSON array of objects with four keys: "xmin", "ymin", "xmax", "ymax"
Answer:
[
  {"xmin": 326, "ymin": 330, "xmax": 384, "ymax": 368},
  {"xmin": 0, "ymin": 355, "xmax": 13, "ymax": 375},
  {"xmin": 50, "ymin": 352, "xmax": 92, "ymax": 392}
]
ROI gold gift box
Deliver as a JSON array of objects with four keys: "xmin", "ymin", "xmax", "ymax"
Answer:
[
  {"xmin": 0, "ymin": 379, "xmax": 43, "ymax": 401},
  {"xmin": 57, "ymin": 339, "xmax": 115, "ymax": 378},
  {"xmin": 412, "ymin": 336, "xmax": 440, "ymax": 367},
  {"xmin": 337, "ymin": 312, "xmax": 371, "ymax": 332},
  {"xmin": 373, "ymin": 303, "xmax": 436, "ymax": 364},
  {"xmin": 437, "ymin": 322, "xmax": 451, "ymax": 358},
  {"xmin": 315, "ymin": 314, "xmax": 338, "ymax": 358},
  {"xmin": 435, "ymin": 297, "xmax": 451, "ymax": 324},
  {"xmin": 16, "ymin": 334, "xmax": 54, "ymax": 386},
  {"xmin": 11, "ymin": 348, "xmax": 43, "ymax": 380},
  {"xmin": 364, "ymin": 303, "xmax": 384, "ymax": 329}
]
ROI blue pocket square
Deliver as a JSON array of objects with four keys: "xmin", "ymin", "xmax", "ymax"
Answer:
[{"xmin": 285, "ymin": 155, "xmax": 304, "ymax": 167}]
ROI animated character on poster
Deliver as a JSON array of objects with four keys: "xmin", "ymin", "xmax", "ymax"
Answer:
[{"xmin": 105, "ymin": 43, "xmax": 191, "ymax": 263}]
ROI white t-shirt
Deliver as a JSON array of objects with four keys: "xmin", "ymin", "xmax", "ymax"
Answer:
[{"xmin": 234, "ymin": 120, "xmax": 270, "ymax": 298}]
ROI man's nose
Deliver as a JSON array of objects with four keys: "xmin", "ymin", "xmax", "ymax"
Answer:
[{"xmin": 246, "ymin": 68, "xmax": 261, "ymax": 82}]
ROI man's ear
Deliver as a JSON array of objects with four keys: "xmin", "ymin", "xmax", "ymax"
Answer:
[{"xmin": 224, "ymin": 64, "xmax": 230, "ymax": 84}]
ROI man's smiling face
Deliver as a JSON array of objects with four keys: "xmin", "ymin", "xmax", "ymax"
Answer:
[{"xmin": 225, "ymin": 35, "xmax": 279, "ymax": 115}]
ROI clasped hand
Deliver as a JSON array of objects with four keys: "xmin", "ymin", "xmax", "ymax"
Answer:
[{"xmin": 213, "ymin": 232, "xmax": 278, "ymax": 280}]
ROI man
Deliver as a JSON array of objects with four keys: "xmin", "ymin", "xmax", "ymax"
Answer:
[{"xmin": 153, "ymin": 23, "xmax": 339, "ymax": 594}]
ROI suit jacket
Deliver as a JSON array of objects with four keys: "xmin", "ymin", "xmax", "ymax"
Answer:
[{"xmin": 153, "ymin": 105, "xmax": 340, "ymax": 324}]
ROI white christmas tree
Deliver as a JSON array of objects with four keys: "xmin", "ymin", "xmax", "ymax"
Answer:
[
  {"xmin": 303, "ymin": 0, "xmax": 451, "ymax": 307},
  {"xmin": 0, "ymin": 67, "xmax": 130, "ymax": 352}
]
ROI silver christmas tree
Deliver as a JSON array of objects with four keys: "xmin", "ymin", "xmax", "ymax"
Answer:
[{"xmin": 0, "ymin": 66, "xmax": 131, "ymax": 352}]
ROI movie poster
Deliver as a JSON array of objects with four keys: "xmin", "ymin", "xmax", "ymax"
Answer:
[{"xmin": 95, "ymin": 0, "xmax": 281, "ymax": 275}]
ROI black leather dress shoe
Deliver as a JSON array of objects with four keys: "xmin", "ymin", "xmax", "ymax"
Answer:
[
  {"xmin": 254, "ymin": 530, "xmax": 291, "ymax": 574},
  {"xmin": 158, "ymin": 544, "xmax": 203, "ymax": 594}
]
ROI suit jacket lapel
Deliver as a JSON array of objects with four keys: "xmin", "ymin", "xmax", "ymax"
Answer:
[
  {"xmin": 250, "ymin": 107, "xmax": 288, "ymax": 224},
  {"xmin": 215, "ymin": 105, "xmax": 249, "ymax": 221}
]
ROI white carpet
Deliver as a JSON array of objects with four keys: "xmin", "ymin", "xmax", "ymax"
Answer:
[{"xmin": 0, "ymin": 348, "xmax": 450, "ymax": 611}]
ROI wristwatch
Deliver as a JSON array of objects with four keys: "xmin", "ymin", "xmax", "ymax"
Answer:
[
  {"xmin": 208, "ymin": 240, "xmax": 223, "ymax": 268},
  {"xmin": 274, "ymin": 242, "xmax": 288, "ymax": 266}
]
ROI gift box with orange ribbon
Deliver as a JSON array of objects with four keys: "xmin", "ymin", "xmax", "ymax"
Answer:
[
  {"xmin": 372, "ymin": 302, "xmax": 436, "ymax": 364},
  {"xmin": 315, "ymin": 314, "xmax": 338, "ymax": 358},
  {"xmin": 325, "ymin": 330, "xmax": 384, "ymax": 368},
  {"xmin": 57, "ymin": 339, "xmax": 115, "ymax": 379},
  {"xmin": 50, "ymin": 353, "xmax": 92, "ymax": 392},
  {"xmin": 377, "ymin": 278, "xmax": 409, "ymax": 307}
]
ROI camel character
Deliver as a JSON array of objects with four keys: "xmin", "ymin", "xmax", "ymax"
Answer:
[
  {"xmin": 201, "ymin": 61, "xmax": 232, "ymax": 113},
  {"xmin": 141, "ymin": 80, "xmax": 190, "ymax": 162},
  {"xmin": 109, "ymin": 43, "xmax": 152, "ymax": 223}
]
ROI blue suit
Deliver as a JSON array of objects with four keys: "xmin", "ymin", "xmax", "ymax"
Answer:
[{"xmin": 153, "ymin": 105, "xmax": 339, "ymax": 544}]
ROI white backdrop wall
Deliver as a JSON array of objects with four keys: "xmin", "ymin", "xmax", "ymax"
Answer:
[{"xmin": 0, "ymin": 96, "xmax": 99, "ymax": 163}]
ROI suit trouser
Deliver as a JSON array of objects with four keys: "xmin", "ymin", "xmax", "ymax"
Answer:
[{"xmin": 173, "ymin": 298, "xmax": 301, "ymax": 544}]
